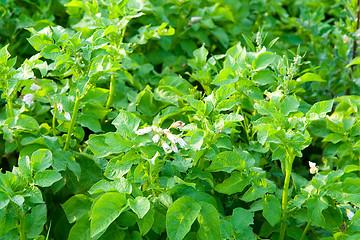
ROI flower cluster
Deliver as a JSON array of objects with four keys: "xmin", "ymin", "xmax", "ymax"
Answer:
[
  {"xmin": 135, "ymin": 121, "xmax": 186, "ymax": 153},
  {"xmin": 23, "ymin": 83, "xmax": 41, "ymax": 107},
  {"xmin": 308, "ymin": 161, "xmax": 318, "ymax": 174},
  {"xmin": 56, "ymin": 103, "xmax": 71, "ymax": 121}
]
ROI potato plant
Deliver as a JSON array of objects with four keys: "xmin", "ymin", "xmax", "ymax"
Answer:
[{"xmin": 1, "ymin": 0, "xmax": 360, "ymax": 240}]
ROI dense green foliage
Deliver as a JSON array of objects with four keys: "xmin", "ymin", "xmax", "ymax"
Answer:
[{"xmin": 1, "ymin": 0, "xmax": 360, "ymax": 239}]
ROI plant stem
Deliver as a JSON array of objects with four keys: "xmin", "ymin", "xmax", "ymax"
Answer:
[
  {"xmin": 52, "ymin": 105, "xmax": 57, "ymax": 137},
  {"xmin": 279, "ymin": 148, "xmax": 293, "ymax": 240},
  {"xmin": 64, "ymin": 95, "xmax": 81, "ymax": 151},
  {"xmin": 300, "ymin": 220, "xmax": 312, "ymax": 240},
  {"xmin": 11, "ymin": 202, "xmax": 26, "ymax": 240},
  {"xmin": 105, "ymin": 75, "xmax": 115, "ymax": 110},
  {"xmin": 8, "ymin": 98, "xmax": 22, "ymax": 151},
  {"xmin": 347, "ymin": 0, "xmax": 360, "ymax": 95},
  {"xmin": 101, "ymin": 75, "xmax": 116, "ymax": 124},
  {"xmin": 230, "ymin": 105, "xmax": 241, "ymax": 143}
]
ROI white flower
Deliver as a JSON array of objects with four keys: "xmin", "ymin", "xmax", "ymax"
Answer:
[
  {"xmin": 23, "ymin": 93, "xmax": 34, "ymax": 106},
  {"xmin": 277, "ymin": 126, "xmax": 281, "ymax": 131},
  {"xmin": 172, "ymin": 145, "xmax": 179, "ymax": 153},
  {"xmin": 135, "ymin": 127, "xmax": 152, "ymax": 135},
  {"xmin": 167, "ymin": 133, "xmax": 177, "ymax": 144},
  {"xmin": 57, "ymin": 103, "xmax": 63, "ymax": 114},
  {"xmin": 309, "ymin": 161, "xmax": 318, "ymax": 174},
  {"xmin": 171, "ymin": 121, "xmax": 185, "ymax": 128},
  {"xmin": 30, "ymin": 83, "xmax": 41, "ymax": 91},
  {"xmin": 152, "ymin": 134, "xmax": 160, "ymax": 143},
  {"xmin": 190, "ymin": 17, "xmax": 202, "ymax": 23},
  {"xmin": 161, "ymin": 141, "xmax": 171, "ymax": 152},
  {"xmin": 151, "ymin": 126, "xmax": 162, "ymax": 133},
  {"xmin": 346, "ymin": 209, "xmax": 355, "ymax": 220},
  {"xmin": 64, "ymin": 112, "xmax": 71, "ymax": 121},
  {"xmin": 176, "ymin": 137, "xmax": 186, "ymax": 148}
]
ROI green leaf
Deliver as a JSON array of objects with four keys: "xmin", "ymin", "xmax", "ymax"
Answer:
[
  {"xmin": 28, "ymin": 34, "xmax": 53, "ymax": 51},
  {"xmin": 252, "ymin": 70, "xmax": 275, "ymax": 85},
  {"xmin": 211, "ymin": 28, "xmax": 229, "ymax": 48},
  {"xmin": 215, "ymin": 85, "xmax": 236, "ymax": 102},
  {"xmin": 322, "ymin": 133, "xmax": 346, "ymax": 144},
  {"xmin": 214, "ymin": 171, "xmax": 248, "ymax": 195},
  {"xmin": 88, "ymin": 177, "xmax": 132, "ymax": 194},
  {"xmin": 189, "ymin": 130, "xmax": 205, "ymax": 151},
  {"xmin": 88, "ymin": 132, "xmax": 131, "ymax": 158},
  {"xmin": 0, "ymin": 191, "xmax": 10, "ymax": 209},
  {"xmin": 18, "ymin": 156, "xmax": 32, "ymax": 179},
  {"xmin": 279, "ymin": 96, "xmax": 300, "ymax": 116},
  {"xmin": 166, "ymin": 196, "xmax": 201, "ymax": 240},
  {"xmin": 216, "ymin": 99, "xmax": 237, "ymax": 111},
  {"xmin": 252, "ymin": 52, "xmax": 275, "ymax": 71},
  {"xmin": 9, "ymin": 115, "xmax": 39, "ymax": 131},
  {"xmin": 212, "ymin": 69, "xmax": 238, "ymax": 86},
  {"xmin": 31, "ymin": 149, "xmax": 53, "ymax": 173},
  {"xmin": 346, "ymin": 57, "xmax": 360, "ymax": 68},
  {"xmin": 197, "ymin": 202, "xmax": 221, "ymax": 240},
  {"xmin": 242, "ymin": 186, "xmax": 268, "ymax": 202},
  {"xmin": 137, "ymin": 207, "xmax": 155, "ymax": 236},
  {"xmin": 306, "ymin": 100, "xmax": 334, "ymax": 121},
  {"xmin": 40, "ymin": 44, "xmax": 61, "ymax": 60},
  {"xmin": 78, "ymin": 114, "xmax": 101, "ymax": 133},
  {"xmin": 62, "ymin": 194, "xmax": 93, "ymax": 224},
  {"xmin": 306, "ymin": 196, "xmax": 328, "ymax": 226},
  {"xmin": 90, "ymin": 192, "xmax": 127, "ymax": 237},
  {"xmin": 344, "ymin": 165, "xmax": 360, "ymax": 173},
  {"xmin": 263, "ymin": 195, "xmax": 281, "ymax": 227},
  {"xmin": 112, "ymin": 110, "xmax": 140, "ymax": 137},
  {"xmin": 296, "ymin": 73, "xmax": 326, "ymax": 85},
  {"xmin": 24, "ymin": 204, "xmax": 47, "ymax": 238},
  {"xmin": 68, "ymin": 214, "xmax": 91, "ymax": 240},
  {"xmin": 207, "ymin": 151, "xmax": 245, "ymax": 173},
  {"xmin": 193, "ymin": 44, "xmax": 208, "ymax": 66},
  {"xmin": 129, "ymin": 197, "xmax": 150, "ymax": 219},
  {"xmin": 34, "ymin": 170, "xmax": 62, "ymax": 187},
  {"xmin": 220, "ymin": 220, "xmax": 234, "ymax": 239},
  {"xmin": 230, "ymin": 208, "xmax": 254, "ymax": 233}
]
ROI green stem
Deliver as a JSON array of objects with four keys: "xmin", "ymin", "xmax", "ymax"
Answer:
[
  {"xmin": 105, "ymin": 75, "xmax": 115, "ymax": 110},
  {"xmin": 230, "ymin": 106, "xmax": 241, "ymax": 143},
  {"xmin": 64, "ymin": 95, "xmax": 81, "ymax": 151},
  {"xmin": 11, "ymin": 202, "xmax": 26, "ymax": 240},
  {"xmin": 52, "ymin": 105, "xmax": 57, "ymax": 137},
  {"xmin": 300, "ymin": 220, "xmax": 312, "ymax": 240},
  {"xmin": 101, "ymin": 75, "xmax": 116, "ymax": 124},
  {"xmin": 279, "ymin": 149, "xmax": 293, "ymax": 240},
  {"xmin": 8, "ymin": 98, "xmax": 22, "ymax": 151}
]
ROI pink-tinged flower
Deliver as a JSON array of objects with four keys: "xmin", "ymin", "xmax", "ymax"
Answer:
[
  {"xmin": 171, "ymin": 121, "xmax": 185, "ymax": 128},
  {"xmin": 64, "ymin": 112, "xmax": 71, "ymax": 121},
  {"xmin": 23, "ymin": 93, "xmax": 34, "ymax": 106},
  {"xmin": 152, "ymin": 134, "xmax": 160, "ymax": 143},
  {"xmin": 176, "ymin": 137, "xmax": 186, "ymax": 148},
  {"xmin": 135, "ymin": 127, "xmax": 152, "ymax": 135},
  {"xmin": 346, "ymin": 209, "xmax": 355, "ymax": 220},
  {"xmin": 309, "ymin": 161, "xmax": 318, "ymax": 174},
  {"xmin": 161, "ymin": 141, "xmax": 171, "ymax": 152},
  {"xmin": 57, "ymin": 103, "xmax": 63, "ymax": 114},
  {"xmin": 30, "ymin": 83, "xmax": 41, "ymax": 91},
  {"xmin": 162, "ymin": 129, "xmax": 171, "ymax": 135}
]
